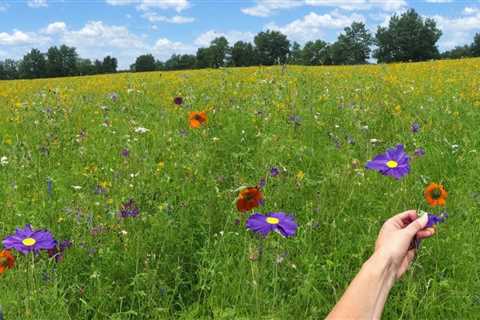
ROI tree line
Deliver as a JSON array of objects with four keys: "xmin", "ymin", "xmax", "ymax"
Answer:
[
  {"xmin": 0, "ymin": 45, "xmax": 117, "ymax": 80},
  {"xmin": 2, "ymin": 9, "xmax": 480, "ymax": 80}
]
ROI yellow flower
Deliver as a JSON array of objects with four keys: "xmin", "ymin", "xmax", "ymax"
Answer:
[
  {"xmin": 3, "ymin": 137, "xmax": 12, "ymax": 145},
  {"xmin": 296, "ymin": 171, "xmax": 305, "ymax": 181},
  {"xmin": 99, "ymin": 181, "xmax": 111, "ymax": 189}
]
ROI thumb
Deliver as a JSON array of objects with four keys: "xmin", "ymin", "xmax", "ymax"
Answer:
[{"xmin": 405, "ymin": 214, "xmax": 428, "ymax": 236}]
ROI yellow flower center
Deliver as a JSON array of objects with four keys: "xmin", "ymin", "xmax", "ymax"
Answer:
[
  {"xmin": 22, "ymin": 238, "xmax": 36, "ymax": 247},
  {"xmin": 266, "ymin": 217, "xmax": 280, "ymax": 225},
  {"xmin": 386, "ymin": 160, "xmax": 398, "ymax": 168}
]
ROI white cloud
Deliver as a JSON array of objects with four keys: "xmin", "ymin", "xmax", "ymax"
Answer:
[
  {"xmin": 62, "ymin": 21, "xmax": 145, "ymax": 49},
  {"xmin": 464, "ymin": 7, "xmax": 480, "ymax": 15},
  {"xmin": 152, "ymin": 37, "xmax": 194, "ymax": 59},
  {"xmin": 194, "ymin": 30, "xmax": 255, "ymax": 47},
  {"xmin": 43, "ymin": 22, "xmax": 67, "ymax": 35},
  {"xmin": 430, "ymin": 11, "xmax": 480, "ymax": 50},
  {"xmin": 242, "ymin": 0, "xmax": 303, "ymax": 17},
  {"xmin": 27, "ymin": 0, "xmax": 48, "ymax": 8},
  {"xmin": 106, "ymin": 0, "xmax": 189, "ymax": 12},
  {"xmin": 242, "ymin": 0, "xmax": 405, "ymax": 17},
  {"xmin": 0, "ymin": 30, "xmax": 49, "ymax": 45},
  {"xmin": 266, "ymin": 11, "xmax": 365, "ymax": 42},
  {"xmin": 142, "ymin": 12, "xmax": 195, "ymax": 23},
  {"xmin": 0, "ymin": 3, "xmax": 7, "ymax": 11}
]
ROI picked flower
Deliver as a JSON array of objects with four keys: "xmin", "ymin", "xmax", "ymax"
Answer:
[
  {"xmin": 365, "ymin": 144, "xmax": 410, "ymax": 180},
  {"xmin": 188, "ymin": 111, "xmax": 207, "ymax": 128},
  {"xmin": 246, "ymin": 212, "xmax": 297, "ymax": 237},
  {"xmin": 426, "ymin": 212, "xmax": 448, "ymax": 228},
  {"xmin": 0, "ymin": 250, "xmax": 15, "ymax": 275},
  {"xmin": 424, "ymin": 183, "xmax": 448, "ymax": 207},
  {"xmin": 236, "ymin": 187, "xmax": 264, "ymax": 212},
  {"xmin": 2, "ymin": 224, "xmax": 56, "ymax": 255},
  {"xmin": 119, "ymin": 199, "xmax": 140, "ymax": 218}
]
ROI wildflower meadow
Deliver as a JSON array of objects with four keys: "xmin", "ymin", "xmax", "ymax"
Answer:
[{"xmin": 0, "ymin": 59, "xmax": 479, "ymax": 319}]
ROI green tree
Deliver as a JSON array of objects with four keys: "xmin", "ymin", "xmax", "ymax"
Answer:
[
  {"xmin": 302, "ymin": 40, "xmax": 329, "ymax": 65},
  {"xmin": 331, "ymin": 22, "xmax": 373, "ymax": 65},
  {"xmin": 231, "ymin": 41, "xmax": 257, "ymax": 67},
  {"xmin": 164, "ymin": 54, "xmax": 197, "ymax": 70},
  {"xmin": 0, "ymin": 61, "xmax": 5, "ymax": 80},
  {"xmin": 472, "ymin": 33, "xmax": 480, "ymax": 57},
  {"xmin": 46, "ymin": 46, "xmax": 63, "ymax": 77},
  {"xmin": 46, "ymin": 45, "xmax": 78, "ymax": 77},
  {"xmin": 374, "ymin": 9, "xmax": 442, "ymax": 63},
  {"xmin": 133, "ymin": 54, "xmax": 156, "ymax": 72},
  {"xmin": 2, "ymin": 59, "xmax": 19, "ymax": 80},
  {"xmin": 18, "ymin": 48, "xmax": 46, "ymax": 79},
  {"xmin": 288, "ymin": 42, "xmax": 303, "ymax": 65},
  {"xmin": 254, "ymin": 30, "xmax": 290, "ymax": 65},
  {"xmin": 209, "ymin": 36, "xmax": 230, "ymax": 68},
  {"xmin": 102, "ymin": 55, "xmax": 118, "ymax": 73},
  {"xmin": 196, "ymin": 47, "xmax": 213, "ymax": 68},
  {"xmin": 94, "ymin": 59, "xmax": 104, "ymax": 74},
  {"xmin": 441, "ymin": 45, "xmax": 472, "ymax": 59},
  {"xmin": 77, "ymin": 59, "xmax": 95, "ymax": 75},
  {"xmin": 155, "ymin": 60, "xmax": 165, "ymax": 70},
  {"xmin": 59, "ymin": 45, "xmax": 78, "ymax": 76}
]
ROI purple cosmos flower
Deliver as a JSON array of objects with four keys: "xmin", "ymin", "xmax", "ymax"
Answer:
[
  {"xmin": 270, "ymin": 167, "xmax": 280, "ymax": 177},
  {"xmin": 246, "ymin": 212, "xmax": 297, "ymax": 238},
  {"xmin": 118, "ymin": 199, "xmax": 139, "ymax": 218},
  {"xmin": 426, "ymin": 212, "xmax": 448, "ymax": 228},
  {"xmin": 173, "ymin": 96, "xmax": 183, "ymax": 105},
  {"xmin": 121, "ymin": 148, "xmax": 129, "ymax": 157},
  {"xmin": 3, "ymin": 224, "xmax": 56, "ymax": 255},
  {"xmin": 411, "ymin": 122, "xmax": 420, "ymax": 133},
  {"xmin": 414, "ymin": 147, "xmax": 425, "ymax": 157},
  {"xmin": 365, "ymin": 144, "xmax": 410, "ymax": 180}
]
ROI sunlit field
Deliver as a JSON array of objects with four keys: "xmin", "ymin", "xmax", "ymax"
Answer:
[{"xmin": 0, "ymin": 59, "xmax": 479, "ymax": 319}]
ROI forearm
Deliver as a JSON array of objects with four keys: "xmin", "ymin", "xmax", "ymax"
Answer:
[{"xmin": 326, "ymin": 253, "xmax": 396, "ymax": 319}]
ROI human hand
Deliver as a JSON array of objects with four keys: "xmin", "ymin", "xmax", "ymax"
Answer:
[{"xmin": 374, "ymin": 210, "xmax": 435, "ymax": 279}]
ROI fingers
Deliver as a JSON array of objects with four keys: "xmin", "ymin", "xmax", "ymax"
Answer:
[
  {"xmin": 388, "ymin": 210, "xmax": 418, "ymax": 227},
  {"xmin": 405, "ymin": 214, "xmax": 428, "ymax": 236},
  {"xmin": 416, "ymin": 227, "xmax": 435, "ymax": 239}
]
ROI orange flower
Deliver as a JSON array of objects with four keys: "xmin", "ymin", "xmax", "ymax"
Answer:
[
  {"xmin": 0, "ymin": 250, "xmax": 15, "ymax": 274},
  {"xmin": 188, "ymin": 111, "xmax": 207, "ymax": 128},
  {"xmin": 236, "ymin": 187, "xmax": 263, "ymax": 212},
  {"xmin": 424, "ymin": 183, "xmax": 448, "ymax": 207}
]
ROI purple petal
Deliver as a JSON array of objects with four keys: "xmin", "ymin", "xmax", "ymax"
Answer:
[{"xmin": 246, "ymin": 214, "xmax": 272, "ymax": 236}]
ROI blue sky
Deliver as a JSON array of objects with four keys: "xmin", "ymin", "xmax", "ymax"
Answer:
[{"xmin": 0, "ymin": 0, "xmax": 479, "ymax": 68}]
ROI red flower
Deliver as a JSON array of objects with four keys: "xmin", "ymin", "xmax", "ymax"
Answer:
[
  {"xmin": 0, "ymin": 250, "xmax": 15, "ymax": 274},
  {"xmin": 188, "ymin": 112, "xmax": 207, "ymax": 128},
  {"xmin": 236, "ymin": 187, "xmax": 263, "ymax": 212}
]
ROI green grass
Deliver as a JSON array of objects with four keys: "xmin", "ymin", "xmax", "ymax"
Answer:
[{"xmin": 0, "ymin": 59, "xmax": 479, "ymax": 319}]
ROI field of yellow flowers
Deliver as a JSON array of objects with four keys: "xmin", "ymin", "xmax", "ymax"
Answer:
[{"xmin": 0, "ymin": 58, "xmax": 480, "ymax": 319}]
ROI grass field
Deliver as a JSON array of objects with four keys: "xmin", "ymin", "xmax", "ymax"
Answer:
[{"xmin": 0, "ymin": 59, "xmax": 479, "ymax": 319}]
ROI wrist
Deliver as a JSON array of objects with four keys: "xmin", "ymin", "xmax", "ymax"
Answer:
[{"xmin": 365, "ymin": 251, "xmax": 397, "ymax": 286}]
